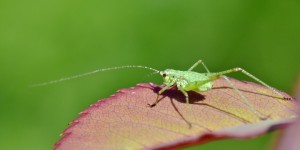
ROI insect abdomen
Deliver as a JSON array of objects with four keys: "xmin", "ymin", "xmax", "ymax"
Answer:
[
  {"xmin": 181, "ymin": 72, "xmax": 213, "ymax": 91},
  {"xmin": 184, "ymin": 80, "xmax": 213, "ymax": 92}
]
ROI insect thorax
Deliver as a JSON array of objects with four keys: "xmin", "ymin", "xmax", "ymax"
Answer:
[{"xmin": 162, "ymin": 69, "xmax": 213, "ymax": 92}]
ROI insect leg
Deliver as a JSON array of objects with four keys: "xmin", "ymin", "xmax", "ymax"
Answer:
[
  {"xmin": 177, "ymin": 86, "xmax": 194, "ymax": 128},
  {"xmin": 177, "ymin": 86, "xmax": 190, "ymax": 105},
  {"xmin": 222, "ymin": 75, "xmax": 269, "ymax": 120},
  {"xmin": 147, "ymin": 83, "xmax": 173, "ymax": 107},
  {"xmin": 216, "ymin": 67, "xmax": 285, "ymax": 99},
  {"xmin": 188, "ymin": 59, "xmax": 210, "ymax": 73}
]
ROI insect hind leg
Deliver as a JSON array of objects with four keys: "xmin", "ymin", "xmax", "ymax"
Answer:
[
  {"xmin": 216, "ymin": 67, "xmax": 289, "ymax": 100},
  {"xmin": 222, "ymin": 75, "xmax": 269, "ymax": 120}
]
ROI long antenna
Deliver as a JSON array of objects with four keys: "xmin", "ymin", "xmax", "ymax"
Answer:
[{"xmin": 30, "ymin": 65, "xmax": 160, "ymax": 87}]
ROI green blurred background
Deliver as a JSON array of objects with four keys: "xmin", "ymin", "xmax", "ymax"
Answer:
[{"xmin": 0, "ymin": 0, "xmax": 299, "ymax": 149}]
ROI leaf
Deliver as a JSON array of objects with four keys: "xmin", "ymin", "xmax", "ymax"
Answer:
[
  {"xmin": 54, "ymin": 77, "xmax": 298, "ymax": 150},
  {"xmin": 275, "ymin": 76, "xmax": 300, "ymax": 150}
]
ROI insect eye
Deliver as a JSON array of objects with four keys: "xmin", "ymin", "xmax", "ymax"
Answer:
[{"xmin": 162, "ymin": 73, "xmax": 167, "ymax": 77}]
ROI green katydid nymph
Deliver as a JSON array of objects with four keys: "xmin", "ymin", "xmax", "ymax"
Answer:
[{"xmin": 31, "ymin": 59, "xmax": 291, "ymax": 120}]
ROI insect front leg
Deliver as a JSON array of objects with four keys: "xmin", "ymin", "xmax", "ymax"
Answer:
[
  {"xmin": 147, "ymin": 83, "xmax": 174, "ymax": 107},
  {"xmin": 188, "ymin": 59, "xmax": 210, "ymax": 73}
]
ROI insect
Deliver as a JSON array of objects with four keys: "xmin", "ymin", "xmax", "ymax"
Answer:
[
  {"xmin": 32, "ymin": 60, "xmax": 290, "ymax": 120},
  {"xmin": 147, "ymin": 60, "xmax": 290, "ymax": 120}
]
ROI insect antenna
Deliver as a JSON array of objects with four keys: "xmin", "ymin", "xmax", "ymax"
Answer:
[
  {"xmin": 145, "ymin": 71, "xmax": 160, "ymax": 78},
  {"xmin": 141, "ymin": 71, "xmax": 160, "ymax": 82},
  {"xmin": 30, "ymin": 65, "xmax": 160, "ymax": 87}
]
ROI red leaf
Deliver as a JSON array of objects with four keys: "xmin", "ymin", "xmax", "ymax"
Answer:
[
  {"xmin": 275, "ymin": 76, "xmax": 300, "ymax": 150},
  {"xmin": 54, "ymin": 77, "xmax": 297, "ymax": 150}
]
